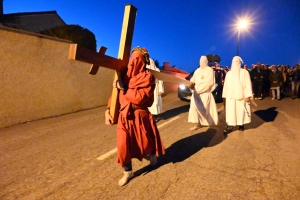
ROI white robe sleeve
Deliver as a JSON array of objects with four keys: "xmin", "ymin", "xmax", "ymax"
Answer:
[
  {"xmin": 194, "ymin": 68, "xmax": 215, "ymax": 94},
  {"xmin": 155, "ymin": 68, "xmax": 164, "ymax": 94},
  {"xmin": 222, "ymin": 72, "xmax": 230, "ymax": 98},
  {"xmin": 243, "ymin": 70, "xmax": 253, "ymax": 98},
  {"xmin": 190, "ymin": 73, "xmax": 195, "ymax": 83},
  {"xmin": 158, "ymin": 80, "xmax": 164, "ymax": 94}
]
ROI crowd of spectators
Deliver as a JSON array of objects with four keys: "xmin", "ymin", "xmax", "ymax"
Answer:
[
  {"xmin": 248, "ymin": 62, "xmax": 300, "ymax": 100},
  {"xmin": 211, "ymin": 62, "xmax": 300, "ymax": 101}
]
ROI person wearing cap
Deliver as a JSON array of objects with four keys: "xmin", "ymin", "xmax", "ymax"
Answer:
[
  {"xmin": 222, "ymin": 56, "xmax": 252, "ymax": 134},
  {"xmin": 188, "ymin": 55, "xmax": 219, "ymax": 130},
  {"xmin": 105, "ymin": 47, "xmax": 165, "ymax": 186}
]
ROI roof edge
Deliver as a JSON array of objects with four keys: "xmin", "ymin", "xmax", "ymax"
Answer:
[
  {"xmin": 0, "ymin": 25, "xmax": 72, "ymax": 43},
  {"xmin": 0, "ymin": 10, "xmax": 66, "ymax": 25}
]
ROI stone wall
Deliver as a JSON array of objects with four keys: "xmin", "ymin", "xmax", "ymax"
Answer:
[{"xmin": 0, "ymin": 27, "xmax": 114, "ymax": 128}]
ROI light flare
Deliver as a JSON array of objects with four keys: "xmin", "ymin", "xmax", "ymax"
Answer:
[{"xmin": 238, "ymin": 20, "xmax": 249, "ymax": 30}]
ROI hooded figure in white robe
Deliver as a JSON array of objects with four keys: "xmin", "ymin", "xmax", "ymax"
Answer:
[
  {"xmin": 222, "ymin": 56, "xmax": 252, "ymax": 133},
  {"xmin": 188, "ymin": 56, "xmax": 219, "ymax": 130},
  {"xmin": 146, "ymin": 58, "xmax": 164, "ymax": 121}
]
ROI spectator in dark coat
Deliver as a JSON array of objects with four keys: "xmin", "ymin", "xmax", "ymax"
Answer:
[
  {"xmin": 213, "ymin": 62, "xmax": 225, "ymax": 102},
  {"xmin": 269, "ymin": 65, "xmax": 283, "ymax": 100},
  {"xmin": 250, "ymin": 62, "xmax": 264, "ymax": 99},
  {"xmin": 278, "ymin": 66, "xmax": 287, "ymax": 97},
  {"xmin": 262, "ymin": 64, "xmax": 271, "ymax": 97},
  {"xmin": 290, "ymin": 64, "xmax": 300, "ymax": 100}
]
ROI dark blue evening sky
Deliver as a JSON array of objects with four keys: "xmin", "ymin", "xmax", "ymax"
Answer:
[{"xmin": 4, "ymin": 0, "xmax": 300, "ymax": 72}]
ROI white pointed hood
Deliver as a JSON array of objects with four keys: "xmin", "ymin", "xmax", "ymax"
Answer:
[
  {"xmin": 228, "ymin": 56, "xmax": 244, "ymax": 100},
  {"xmin": 199, "ymin": 56, "xmax": 208, "ymax": 69}
]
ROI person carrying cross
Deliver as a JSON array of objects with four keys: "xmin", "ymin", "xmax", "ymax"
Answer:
[{"xmin": 105, "ymin": 47, "xmax": 166, "ymax": 186}]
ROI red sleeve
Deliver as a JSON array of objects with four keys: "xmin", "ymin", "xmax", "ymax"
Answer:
[
  {"xmin": 122, "ymin": 71, "xmax": 155, "ymax": 107},
  {"xmin": 125, "ymin": 86, "xmax": 154, "ymax": 106}
]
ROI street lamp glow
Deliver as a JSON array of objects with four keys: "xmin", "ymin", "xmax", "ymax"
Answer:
[
  {"xmin": 236, "ymin": 19, "xmax": 250, "ymax": 56},
  {"xmin": 238, "ymin": 20, "xmax": 248, "ymax": 30}
]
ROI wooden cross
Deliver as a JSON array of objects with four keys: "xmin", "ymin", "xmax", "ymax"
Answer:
[{"xmin": 68, "ymin": 4, "xmax": 193, "ymax": 124}]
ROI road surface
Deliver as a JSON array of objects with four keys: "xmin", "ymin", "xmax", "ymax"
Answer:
[{"xmin": 1, "ymin": 92, "xmax": 300, "ymax": 199}]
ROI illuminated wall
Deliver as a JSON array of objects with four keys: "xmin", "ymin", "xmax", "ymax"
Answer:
[{"xmin": 0, "ymin": 27, "xmax": 114, "ymax": 128}]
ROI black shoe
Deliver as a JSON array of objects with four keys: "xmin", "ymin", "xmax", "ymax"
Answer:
[
  {"xmin": 239, "ymin": 125, "xmax": 245, "ymax": 131},
  {"xmin": 155, "ymin": 118, "xmax": 161, "ymax": 123},
  {"xmin": 224, "ymin": 126, "xmax": 233, "ymax": 134}
]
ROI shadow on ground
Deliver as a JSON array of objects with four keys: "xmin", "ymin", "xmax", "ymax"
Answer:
[
  {"xmin": 159, "ymin": 105, "xmax": 190, "ymax": 120},
  {"xmin": 254, "ymin": 107, "xmax": 278, "ymax": 122},
  {"xmin": 133, "ymin": 107, "xmax": 278, "ymax": 178},
  {"xmin": 133, "ymin": 128, "xmax": 226, "ymax": 177},
  {"xmin": 246, "ymin": 106, "xmax": 278, "ymax": 130}
]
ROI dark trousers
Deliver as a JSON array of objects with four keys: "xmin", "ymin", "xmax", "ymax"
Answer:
[
  {"xmin": 291, "ymin": 81, "xmax": 300, "ymax": 97},
  {"xmin": 253, "ymin": 81, "xmax": 263, "ymax": 98},
  {"xmin": 123, "ymin": 151, "xmax": 156, "ymax": 171},
  {"xmin": 262, "ymin": 81, "xmax": 270, "ymax": 97},
  {"xmin": 124, "ymin": 162, "xmax": 132, "ymax": 172}
]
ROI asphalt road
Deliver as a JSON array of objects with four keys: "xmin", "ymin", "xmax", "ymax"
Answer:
[{"xmin": 1, "ymin": 92, "xmax": 300, "ymax": 200}]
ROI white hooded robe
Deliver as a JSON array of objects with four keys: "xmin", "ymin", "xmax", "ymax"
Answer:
[
  {"xmin": 146, "ymin": 58, "xmax": 164, "ymax": 115},
  {"xmin": 188, "ymin": 56, "xmax": 219, "ymax": 126},
  {"xmin": 222, "ymin": 56, "xmax": 252, "ymax": 126}
]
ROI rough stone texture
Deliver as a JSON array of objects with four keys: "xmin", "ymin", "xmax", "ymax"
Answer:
[
  {"xmin": 0, "ymin": 92, "xmax": 299, "ymax": 199},
  {"xmin": 0, "ymin": 27, "xmax": 115, "ymax": 128}
]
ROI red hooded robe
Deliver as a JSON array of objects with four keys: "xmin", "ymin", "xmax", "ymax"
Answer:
[{"xmin": 111, "ymin": 49, "xmax": 166, "ymax": 167}]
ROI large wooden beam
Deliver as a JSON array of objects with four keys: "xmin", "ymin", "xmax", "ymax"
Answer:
[
  {"xmin": 68, "ymin": 4, "xmax": 194, "ymax": 124},
  {"xmin": 68, "ymin": 44, "xmax": 126, "ymax": 72},
  {"xmin": 89, "ymin": 47, "xmax": 108, "ymax": 75},
  {"xmin": 148, "ymin": 69, "xmax": 193, "ymax": 88},
  {"xmin": 110, "ymin": 4, "xmax": 138, "ymax": 123}
]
